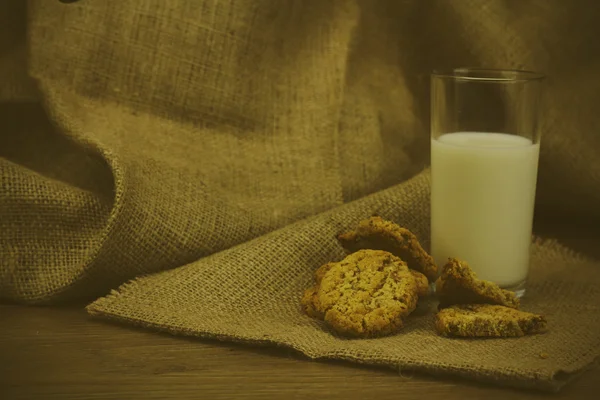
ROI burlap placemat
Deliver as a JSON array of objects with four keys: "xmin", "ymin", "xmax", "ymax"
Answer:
[{"xmin": 88, "ymin": 172, "xmax": 600, "ymax": 393}]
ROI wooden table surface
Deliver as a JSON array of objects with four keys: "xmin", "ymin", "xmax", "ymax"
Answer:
[
  {"xmin": 1, "ymin": 305, "xmax": 598, "ymax": 400},
  {"xmin": 2, "ymin": 219, "xmax": 599, "ymax": 399}
]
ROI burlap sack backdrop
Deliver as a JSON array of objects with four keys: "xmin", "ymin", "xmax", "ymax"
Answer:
[{"xmin": 1, "ymin": 0, "xmax": 599, "ymax": 392}]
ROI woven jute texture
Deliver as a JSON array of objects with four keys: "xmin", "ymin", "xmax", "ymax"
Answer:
[
  {"xmin": 2, "ymin": 0, "xmax": 600, "ymax": 392},
  {"xmin": 87, "ymin": 173, "xmax": 600, "ymax": 392}
]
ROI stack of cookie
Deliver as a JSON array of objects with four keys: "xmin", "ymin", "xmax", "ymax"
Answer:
[
  {"xmin": 301, "ymin": 216, "xmax": 438, "ymax": 338},
  {"xmin": 301, "ymin": 216, "xmax": 547, "ymax": 339}
]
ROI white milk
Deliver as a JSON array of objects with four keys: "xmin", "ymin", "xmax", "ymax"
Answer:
[{"xmin": 431, "ymin": 132, "xmax": 540, "ymax": 288}]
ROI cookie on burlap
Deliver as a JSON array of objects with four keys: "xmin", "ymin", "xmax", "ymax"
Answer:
[
  {"xmin": 435, "ymin": 258, "xmax": 520, "ymax": 309},
  {"xmin": 410, "ymin": 270, "xmax": 430, "ymax": 297},
  {"xmin": 300, "ymin": 285, "xmax": 323, "ymax": 319},
  {"xmin": 315, "ymin": 249, "xmax": 418, "ymax": 338},
  {"xmin": 435, "ymin": 304, "xmax": 547, "ymax": 338},
  {"xmin": 337, "ymin": 216, "xmax": 438, "ymax": 281},
  {"xmin": 301, "ymin": 258, "xmax": 429, "ymax": 320},
  {"xmin": 300, "ymin": 262, "xmax": 336, "ymax": 319},
  {"xmin": 314, "ymin": 262, "xmax": 334, "ymax": 285}
]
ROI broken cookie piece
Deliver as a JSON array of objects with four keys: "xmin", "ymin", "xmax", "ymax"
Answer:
[
  {"xmin": 337, "ymin": 216, "xmax": 438, "ymax": 281},
  {"xmin": 315, "ymin": 249, "xmax": 418, "ymax": 338},
  {"xmin": 435, "ymin": 304, "xmax": 547, "ymax": 338},
  {"xmin": 435, "ymin": 258, "xmax": 520, "ymax": 309}
]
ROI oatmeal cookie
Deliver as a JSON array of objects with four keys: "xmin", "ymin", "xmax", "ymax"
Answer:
[
  {"xmin": 300, "ymin": 285, "xmax": 323, "ymax": 319},
  {"xmin": 316, "ymin": 249, "xmax": 418, "ymax": 337},
  {"xmin": 314, "ymin": 262, "xmax": 334, "ymax": 285},
  {"xmin": 435, "ymin": 258, "xmax": 520, "ymax": 309},
  {"xmin": 435, "ymin": 304, "xmax": 547, "ymax": 338},
  {"xmin": 411, "ymin": 270, "xmax": 430, "ymax": 297},
  {"xmin": 300, "ymin": 262, "xmax": 336, "ymax": 319},
  {"xmin": 337, "ymin": 216, "xmax": 438, "ymax": 281}
]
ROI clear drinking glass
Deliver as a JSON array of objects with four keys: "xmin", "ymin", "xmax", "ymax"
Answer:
[{"xmin": 430, "ymin": 68, "xmax": 545, "ymax": 297}]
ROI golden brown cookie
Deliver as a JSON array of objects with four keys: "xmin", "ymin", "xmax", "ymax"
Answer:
[
  {"xmin": 300, "ymin": 262, "xmax": 336, "ymax": 319},
  {"xmin": 300, "ymin": 285, "xmax": 323, "ymax": 319},
  {"xmin": 314, "ymin": 262, "xmax": 334, "ymax": 285},
  {"xmin": 410, "ymin": 270, "xmax": 430, "ymax": 297},
  {"xmin": 337, "ymin": 216, "xmax": 438, "ymax": 281},
  {"xmin": 435, "ymin": 304, "xmax": 547, "ymax": 338},
  {"xmin": 315, "ymin": 249, "xmax": 418, "ymax": 338},
  {"xmin": 301, "ymin": 262, "xmax": 335, "ymax": 319},
  {"xmin": 435, "ymin": 258, "xmax": 520, "ymax": 309}
]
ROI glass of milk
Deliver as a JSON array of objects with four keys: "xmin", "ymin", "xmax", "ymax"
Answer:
[{"xmin": 430, "ymin": 68, "xmax": 545, "ymax": 297}]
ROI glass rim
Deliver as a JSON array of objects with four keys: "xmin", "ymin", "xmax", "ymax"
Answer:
[{"xmin": 432, "ymin": 67, "xmax": 545, "ymax": 82}]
